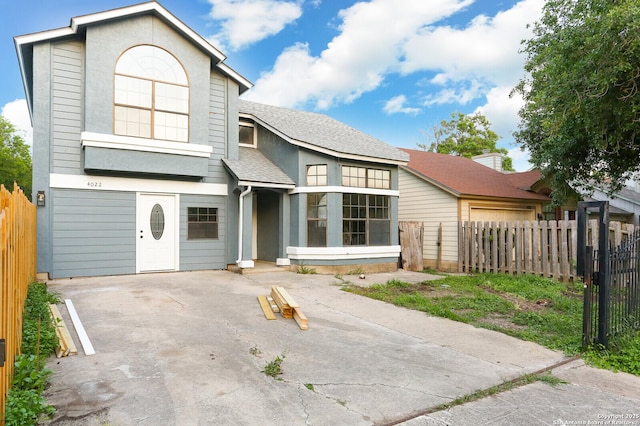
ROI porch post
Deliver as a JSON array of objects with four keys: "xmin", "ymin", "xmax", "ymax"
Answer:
[
  {"xmin": 237, "ymin": 187, "xmax": 254, "ymax": 268},
  {"xmin": 277, "ymin": 192, "xmax": 291, "ymax": 266}
]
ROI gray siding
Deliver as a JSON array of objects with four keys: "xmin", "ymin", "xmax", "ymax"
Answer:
[
  {"xmin": 51, "ymin": 189, "xmax": 136, "ymax": 278},
  {"xmin": 180, "ymin": 195, "xmax": 227, "ymax": 270},
  {"xmin": 256, "ymin": 126, "xmax": 299, "ymax": 180},
  {"xmin": 207, "ymin": 74, "xmax": 228, "ymax": 183},
  {"xmin": 52, "ymin": 41, "xmax": 83, "ymax": 175}
]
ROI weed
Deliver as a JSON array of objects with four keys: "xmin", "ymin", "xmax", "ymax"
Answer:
[
  {"xmin": 534, "ymin": 374, "xmax": 568, "ymax": 386},
  {"xmin": 304, "ymin": 383, "xmax": 315, "ymax": 391},
  {"xmin": 426, "ymin": 372, "xmax": 565, "ymax": 414},
  {"xmin": 21, "ymin": 282, "xmax": 60, "ymax": 356},
  {"xmin": 5, "ymin": 282, "xmax": 59, "ymax": 423},
  {"xmin": 295, "ymin": 264, "xmax": 317, "ymax": 275},
  {"xmin": 583, "ymin": 333, "xmax": 640, "ymax": 376},
  {"xmin": 346, "ymin": 266, "xmax": 365, "ymax": 276},
  {"xmin": 337, "ymin": 399, "xmax": 347, "ymax": 406},
  {"xmin": 249, "ymin": 346, "xmax": 261, "ymax": 357},
  {"xmin": 333, "ymin": 274, "xmax": 353, "ymax": 286},
  {"xmin": 262, "ymin": 353, "xmax": 286, "ymax": 379}
]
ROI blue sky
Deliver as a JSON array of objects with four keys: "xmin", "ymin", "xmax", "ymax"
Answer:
[{"xmin": 0, "ymin": 0, "xmax": 545, "ymax": 171}]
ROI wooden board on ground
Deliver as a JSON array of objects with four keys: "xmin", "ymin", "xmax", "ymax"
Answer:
[
  {"xmin": 257, "ymin": 295, "xmax": 277, "ymax": 320},
  {"xmin": 273, "ymin": 286, "xmax": 299, "ymax": 308},
  {"xmin": 293, "ymin": 307, "xmax": 308, "ymax": 330},
  {"xmin": 270, "ymin": 286, "xmax": 294, "ymax": 318},
  {"xmin": 266, "ymin": 296, "xmax": 280, "ymax": 313},
  {"xmin": 49, "ymin": 304, "xmax": 78, "ymax": 357}
]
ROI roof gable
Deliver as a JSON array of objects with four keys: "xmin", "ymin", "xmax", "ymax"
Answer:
[
  {"xmin": 14, "ymin": 1, "xmax": 251, "ymax": 118},
  {"xmin": 400, "ymin": 148, "xmax": 549, "ymax": 201},
  {"xmin": 239, "ymin": 100, "xmax": 409, "ymax": 165}
]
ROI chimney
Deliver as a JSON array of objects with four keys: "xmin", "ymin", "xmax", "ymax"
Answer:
[{"xmin": 472, "ymin": 152, "xmax": 503, "ymax": 172}]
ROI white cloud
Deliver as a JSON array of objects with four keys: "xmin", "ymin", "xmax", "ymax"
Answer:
[
  {"xmin": 423, "ymin": 79, "xmax": 488, "ymax": 106},
  {"xmin": 473, "ymin": 85, "xmax": 523, "ymax": 140},
  {"xmin": 383, "ymin": 95, "xmax": 420, "ymax": 115},
  {"xmin": 206, "ymin": 0, "xmax": 302, "ymax": 50},
  {"xmin": 244, "ymin": 0, "xmax": 473, "ymax": 108},
  {"xmin": 507, "ymin": 146, "xmax": 532, "ymax": 172},
  {"xmin": 401, "ymin": 0, "xmax": 544, "ymax": 88},
  {"xmin": 1, "ymin": 99, "xmax": 33, "ymax": 148}
]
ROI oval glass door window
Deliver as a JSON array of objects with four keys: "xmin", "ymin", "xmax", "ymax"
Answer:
[{"xmin": 150, "ymin": 203, "xmax": 165, "ymax": 240}]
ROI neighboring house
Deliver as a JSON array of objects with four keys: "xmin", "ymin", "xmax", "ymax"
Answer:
[
  {"xmin": 398, "ymin": 149, "xmax": 550, "ymax": 271},
  {"xmin": 587, "ymin": 177, "xmax": 640, "ymax": 225},
  {"xmin": 15, "ymin": 2, "xmax": 408, "ymax": 279}
]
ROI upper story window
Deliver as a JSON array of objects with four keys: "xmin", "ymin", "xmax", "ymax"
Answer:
[
  {"xmin": 239, "ymin": 121, "xmax": 256, "ymax": 147},
  {"xmin": 306, "ymin": 164, "xmax": 327, "ymax": 186},
  {"xmin": 114, "ymin": 45, "xmax": 189, "ymax": 142},
  {"xmin": 341, "ymin": 166, "xmax": 390, "ymax": 189}
]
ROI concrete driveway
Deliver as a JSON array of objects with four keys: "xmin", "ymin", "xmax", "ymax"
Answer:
[{"xmin": 41, "ymin": 270, "xmax": 640, "ymax": 425}]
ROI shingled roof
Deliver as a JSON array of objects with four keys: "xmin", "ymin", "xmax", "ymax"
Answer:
[
  {"xmin": 400, "ymin": 148, "xmax": 549, "ymax": 201},
  {"xmin": 223, "ymin": 147, "xmax": 295, "ymax": 188},
  {"xmin": 239, "ymin": 100, "xmax": 409, "ymax": 164}
]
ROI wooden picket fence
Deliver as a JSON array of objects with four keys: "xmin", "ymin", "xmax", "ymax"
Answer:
[
  {"xmin": 0, "ymin": 183, "xmax": 37, "ymax": 422},
  {"xmin": 458, "ymin": 220, "xmax": 636, "ymax": 281}
]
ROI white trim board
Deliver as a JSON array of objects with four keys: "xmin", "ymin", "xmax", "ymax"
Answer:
[
  {"xmin": 50, "ymin": 173, "xmax": 228, "ymax": 196},
  {"xmin": 290, "ymin": 186, "xmax": 399, "ymax": 197},
  {"xmin": 286, "ymin": 245, "xmax": 401, "ymax": 260},
  {"xmin": 81, "ymin": 132, "xmax": 213, "ymax": 158},
  {"xmin": 65, "ymin": 299, "xmax": 95, "ymax": 356}
]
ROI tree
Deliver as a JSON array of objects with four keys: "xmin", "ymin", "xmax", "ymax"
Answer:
[
  {"xmin": 0, "ymin": 115, "xmax": 32, "ymax": 199},
  {"xmin": 513, "ymin": 0, "xmax": 640, "ymax": 203},
  {"xmin": 418, "ymin": 112, "xmax": 514, "ymax": 171}
]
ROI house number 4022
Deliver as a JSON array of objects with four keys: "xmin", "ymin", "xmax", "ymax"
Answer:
[{"xmin": 87, "ymin": 181, "xmax": 102, "ymax": 188}]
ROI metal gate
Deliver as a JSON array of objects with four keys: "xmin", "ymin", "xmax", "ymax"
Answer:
[{"xmin": 578, "ymin": 201, "xmax": 640, "ymax": 347}]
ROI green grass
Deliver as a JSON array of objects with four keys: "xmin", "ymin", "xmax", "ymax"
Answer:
[
  {"xmin": 5, "ymin": 282, "xmax": 60, "ymax": 424},
  {"xmin": 344, "ymin": 273, "xmax": 640, "ymax": 375},
  {"xmin": 345, "ymin": 273, "xmax": 584, "ymax": 355},
  {"xmin": 583, "ymin": 332, "xmax": 640, "ymax": 376}
]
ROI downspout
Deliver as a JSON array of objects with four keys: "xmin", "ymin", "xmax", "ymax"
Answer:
[{"xmin": 236, "ymin": 186, "xmax": 252, "ymax": 264}]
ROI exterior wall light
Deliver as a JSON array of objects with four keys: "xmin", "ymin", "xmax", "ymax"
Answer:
[{"xmin": 36, "ymin": 191, "xmax": 45, "ymax": 207}]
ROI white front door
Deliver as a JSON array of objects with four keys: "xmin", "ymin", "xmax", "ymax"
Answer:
[{"xmin": 137, "ymin": 193, "xmax": 179, "ymax": 272}]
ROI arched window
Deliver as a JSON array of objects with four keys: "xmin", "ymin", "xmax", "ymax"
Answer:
[{"xmin": 114, "ymin": 45, "xmax": 189, "ymax": 142}]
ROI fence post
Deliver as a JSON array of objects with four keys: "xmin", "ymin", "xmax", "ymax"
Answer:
[
  {"xmin": 597, "ymin": 203, "xmax": 610, "ymax": 346},
  {"xmin": 582, "ymin": 246, "xmax": 593, "ymax": 349},
  {"xmin": 578, "ymin": 200, "xmax": 611, "ymax": 346}
]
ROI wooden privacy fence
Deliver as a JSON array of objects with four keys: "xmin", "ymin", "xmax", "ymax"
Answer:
[
  {"xmin": 0, "ymin": 183, "xmax": 37, "ymax": 421},
  {"xmin": 459, "ymin": 220, "xmax": 636, "ymax": 281}
]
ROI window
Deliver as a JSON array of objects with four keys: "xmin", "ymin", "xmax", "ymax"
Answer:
[
  {"xmin": 343, "ymin": 193, "xmax": 366, "ymax": 245},
  {"xmin": 368, "ymin": 168, "xmax": 390, "ymax": 189},
  {"xmin": 114, "ymin": 45, "xmax": 189, "ymax": 142},
  {"xmin": 307, "ymin": 193, "xmax": 327, "ymax": 247},
  {"xmin": 342, "ymin": 166, "xmax": 366, "ymax": 187},
  {"xmin": 342, "ymin": 166, "xmax": 390, "ymax": 189},
  {"xmin": 306, "ymin": 164, "xmax": 327, "ymax": 186},
  {"xmin": 239, "ymin": 122, "xmax": 255, "ymax": 147},
  {"xmin": 342, "ymin": 194, "xmax": 390, "ymax": 246},
  {"xmin": 187, "ymin": 207, "xmax": 218, "ymax": 239}
]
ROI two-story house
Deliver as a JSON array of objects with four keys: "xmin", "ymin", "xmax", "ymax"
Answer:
[{"xmin": 15, "ymin": 2, "xmax": 408, "ymax": 279}]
